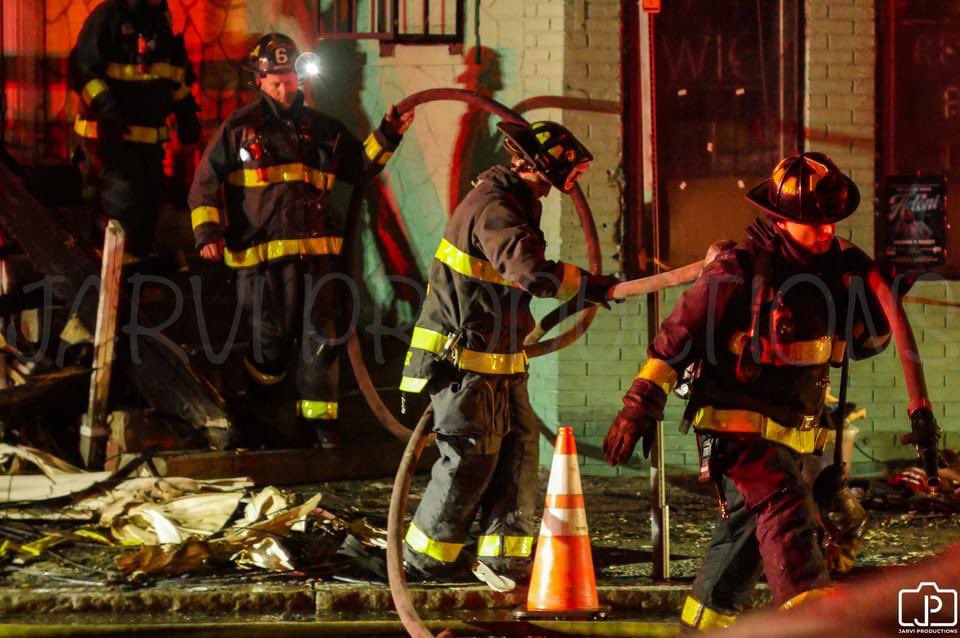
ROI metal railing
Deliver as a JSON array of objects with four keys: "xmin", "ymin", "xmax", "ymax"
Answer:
[{"xmin": 318, "ymin": 0, "xmax": 464, "ymax": 47}]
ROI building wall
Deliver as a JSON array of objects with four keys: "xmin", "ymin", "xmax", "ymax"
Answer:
[
  {"xmin": 4, "ymin": 0, "xmax": 957, "ymax": 476},
  {"xmin": 807, "ymin": 0, "xmax": 960, "ymax": 475}
]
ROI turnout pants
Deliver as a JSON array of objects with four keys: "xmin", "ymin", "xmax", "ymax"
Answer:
[
  {"xmin": 238, "ymin": 256, "xmax": 342, "ymax": 426},
  {"xmin": 404, "ymin": 371, "xmax": 541, "ymax": 574},
  {"xmin": 92, "ymin": 140, "xmax": 165, "ymax": 258},
  {"xmin": 682, "ymin": 434, "xmax": 830, "ymax": 631}
]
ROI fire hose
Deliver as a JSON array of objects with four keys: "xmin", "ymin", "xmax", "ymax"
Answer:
[
  {"xmin": 339, "ymin": 89, "xmax": 604, "ymax": 637},
  {"xmin": 342, "ymin": 90, "xmax": 714, "ymax": 637}
]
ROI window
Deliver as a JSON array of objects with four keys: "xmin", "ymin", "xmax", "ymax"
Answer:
[
  {"xmin": 879, "ymin": 0, "xmax": 960, "ymax": 276},
  {"xmin": 625, "ymin": 0, "xmax": 805, "ymax": 269},
  {"xmin": 318, "ymin": 0, "xmax": 465, "ymax": 53}
]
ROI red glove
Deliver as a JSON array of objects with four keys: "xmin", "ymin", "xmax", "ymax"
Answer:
[
  {"xmin": 601, "ymin": 375, "xmax": 669, "ymax": 466},
  {"xmin": 602, "ymin": 409, "xmax": 656, "ymax": 465}
]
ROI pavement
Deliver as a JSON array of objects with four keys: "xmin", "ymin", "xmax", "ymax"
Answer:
[{"xmin": 0, "ymin": 473, "xmax": 957, "ymax": 631}]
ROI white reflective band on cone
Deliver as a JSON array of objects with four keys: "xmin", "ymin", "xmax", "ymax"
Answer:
[
  {"xmin": 546, "ymin": 451, "xmax": 583, "ymax": 496},
  {"xmin": 538, "ymin": 506, "xmax": 589, "ymax": 537}
]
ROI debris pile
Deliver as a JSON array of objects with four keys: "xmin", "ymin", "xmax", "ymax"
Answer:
[{"xmin": 0, "ymin": 444, "xmax": 387, "ymax": 583}]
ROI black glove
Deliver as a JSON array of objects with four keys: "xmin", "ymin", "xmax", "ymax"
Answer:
[
  {"xmin": 583, "ymin": 273, "xmax": 620, "ymax": 308},
  {"xmin": 97, "ymin": 109, "xmax": 127, "ymax": 162},
  {"xmin": 377, "ymin": 106, "xmax": 404, "ymax": 146},
  {"xmin": 901, "ymin": 406, "xmax": 942, "ymax": 486},
  {"xmin": 174, "ymin": 97, "xmax": 201, "ymax": 145}
]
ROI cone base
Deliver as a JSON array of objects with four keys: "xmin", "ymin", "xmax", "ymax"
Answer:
[{"xmin": 513, "ymin": 607, "xmax": 609, "ymax": 621}]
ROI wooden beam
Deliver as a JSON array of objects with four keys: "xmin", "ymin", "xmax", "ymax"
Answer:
[
  {"xmin": 80, "ymin": 221, "xmax": 124, "ymax": 468},
  {"xmin": 132, "ymin": 442, "xmax": 439, "ymax": 486},
  {"xmin": 0, "ymin": 162, "xmax": 232, "ymax": 443}
]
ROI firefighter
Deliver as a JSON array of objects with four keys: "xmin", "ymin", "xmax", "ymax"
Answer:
[
  {"xmin": 188, "ymin": 33, "xmax": 412, "ymax": 448},
  {"xmin": 68, "ymin": 0, "xmax": 200, "ymax": 258},
  {"xmin": 400, "ymin": 120, "xmax": 619, "ymax": 581},
  {"xmin": 601, "ymin": 152, "xmax": 942, "ymax": 631}
]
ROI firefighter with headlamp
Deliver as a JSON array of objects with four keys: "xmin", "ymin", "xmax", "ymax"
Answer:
[{"xmin": 188, "ymin": 32, "xmax": 412, "ymax": 448}]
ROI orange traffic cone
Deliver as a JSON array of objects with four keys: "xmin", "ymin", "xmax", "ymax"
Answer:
[{"xmin": 520, "ymin": 426, "xmax": 605, "ymax": 619}]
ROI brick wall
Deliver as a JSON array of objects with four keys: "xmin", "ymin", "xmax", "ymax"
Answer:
[
  {"xmin": 806, "ymin": 0, "xmax": 959, "ymax": 475},
  {"xmin": 319, "ymin": 0, "xmax": 958, "ymax": 477}
]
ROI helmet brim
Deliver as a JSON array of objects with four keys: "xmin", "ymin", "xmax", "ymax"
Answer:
[{"xmin": 745, "ymin": 174, "xmax": 860, "ymax": 223}]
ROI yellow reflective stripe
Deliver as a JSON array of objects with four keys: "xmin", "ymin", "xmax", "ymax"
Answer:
[
  {"xmin": 409, "ymin": 326, "xmax": 448, "ymax": 355},
  {"xmin": 457, "ymin": 349, "xmax": 528, "ymax": 375},
  {"xmin": 692, "ymin": 406, "xmax": 829, "ymax": 454},
  {"xmin": 73, "ymin": 117, "xmax": 168, "ymax": 144},
  {"xmin": 106, "ymin": 62, "xmax": 186, "ymax": 83},
  {"xmin": 225, "ymin": 163, "xmax": 336, "ymax": 190},
  {"xmin": 680, "ymin": 595, "xmax": 737, "ymax": 630},
  {"xmin": 831, "ymin": 339, "xmax": 846, "ymax": 364},
  {"xmin": 729, "ymin": 331, "xmax": 835, "ymax": 365},
  {"xmin": 244, "ymin": 357, "xmax": 286, "ymax": 386},
  {"xmin": 781, "ymin": 587, "xmax": 834, "ymax": 610},
  {"xmin": 363, "ymin": 133, "xmax": 390, "ymax": 165},
  {"xmin": 399, "ymin": 375, "xmax": 429, "ymax": 393},
  {"xmin": 224, "ymin": 237, "xmax": 344, "ymax": 268},
  {"xmin": 434, "ymin": 238, "xmax": 512, "ymax": 286},
  {"xmin": 297, "ymin": 400, "xmax": 338, "ymax": 420},
  {"xmin": 635, "ymin": 358, "xmax": 678, "ymax": 395},
  {"xmin": 81, "ymin": 78, "xmax": 109, "ymax": 105},
  {"xmin": 191, "ymin": 206, "xmax": 221, "ymax": 229},
  {"xmin": 172, "ymin": 83, "xmax": 191, "ymax": 102},
  {"xmin": 0, "ymin": 538, "xmax": 17, "ymax": 558},
  {"xmin": 477, "ymin": 535, "xmax": 534, "ymax": 558},
  {"xmin": 404, "ymin": 523, "xmax": 462, "ymax": 563},
  {"xmin": 556, "ymin": 262, "xmax": 582, "ymax": 301},
  {"xmin": 406, "ymin": 326, "xmax": 527, "ymax": 375}
]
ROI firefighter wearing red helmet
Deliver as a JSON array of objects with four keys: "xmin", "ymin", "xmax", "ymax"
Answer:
[
  {"xmin": 68, "ymin": 0, "xmax": 201, "ymax": 258},
  {"xmin": 188, "ymin": 32, "xmax": 413, "ymax": 448},
  {"xmin": 602, "ymin": 152, "xmax": 939, "ymax": 631},
  {"xmin": 399, "ymin": 120, "xmax": 619, "ymax": 582}
]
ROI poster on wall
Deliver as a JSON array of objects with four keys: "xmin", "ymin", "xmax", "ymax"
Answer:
[{"xmin": 880, "ymin": 176, "xmax": 948, "ymax": 271}]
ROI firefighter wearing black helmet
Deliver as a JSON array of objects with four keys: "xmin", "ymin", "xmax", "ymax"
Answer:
[
  {"xmin": 400, "ymin": 120, "xmax": 619, "ymax": 581},
  {"xmin": 68, "ymin": 0, "xmax": 201, "ymax": 258},
  {"xmin": 601, "ymin": 152, "xmax": 929, "ymax": 631},
  {"xmin": 188, "ymin": 33, "xmax": 413, "ymax": 448}
]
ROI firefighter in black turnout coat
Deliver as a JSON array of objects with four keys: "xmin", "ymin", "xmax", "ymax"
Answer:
[
  {"xmin": 69, "ymin": 0, "xmax": 201, "ymax": 258},
  {"xmin": 188, "ymin": 33, "xmax": 412, "ymax": 447},
  {"xmin": 602, "ymin": 153, "xmax": 941, "ymax": 631},
  {"xmin": 400, "ymin": 121, "xmax": 619, "ymax": 580}
]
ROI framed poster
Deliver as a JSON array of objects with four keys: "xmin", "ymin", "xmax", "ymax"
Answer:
[{"xmin": 880, "ymin": 176, "xmax": 948, "ymax": 272}]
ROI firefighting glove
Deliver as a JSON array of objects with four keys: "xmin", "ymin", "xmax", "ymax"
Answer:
[
  {"xmin": 377, "ymin": 106, "xmax": 404, "ymax": 146},
  {"xmin": 601, "ymin": 377, "xmax": 667, "ymax": 466},
  {"xmin": 901, "ymin": 406, "xmax": 943, "ymax": 486},
  {"xmin": 97, "ymin": 108, "xmax": 127, "ymax": 151},
  {"xmin": 583, "ymin": 273, "xmax": 620, "ymax": 309},
  {"xmin": 174, "ymin": 97, "xmax": 202, "ymax": 145}
]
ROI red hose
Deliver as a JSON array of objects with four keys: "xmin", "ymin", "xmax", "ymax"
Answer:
[
  {"xmin": 865, "ymin": 269, "xmax": 931, "ymax": 414},
  {"xmin": 347, "ymin": 89, "xmax": 605, "ymax": 442},
  {"xmin": 371, "ymin": 89, "xmax": 606, "ymax": 638}
]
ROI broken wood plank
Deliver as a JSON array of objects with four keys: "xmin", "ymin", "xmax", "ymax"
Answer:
[
  {"xmin": 0, "ymin": 161, "xmax": 232, "ymax": 443},
  {"xmin": 129, "ymin": 441, "xmax": 439, "ymax": 486},
  {"xmin": 80, "ymin": 221, "xmax": 125, "ymax": 468}
]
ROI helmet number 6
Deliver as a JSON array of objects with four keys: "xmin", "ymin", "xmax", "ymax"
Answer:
[{"xmin": 275, "ymin": 47, "xmax": 288, "ymax": 64}]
